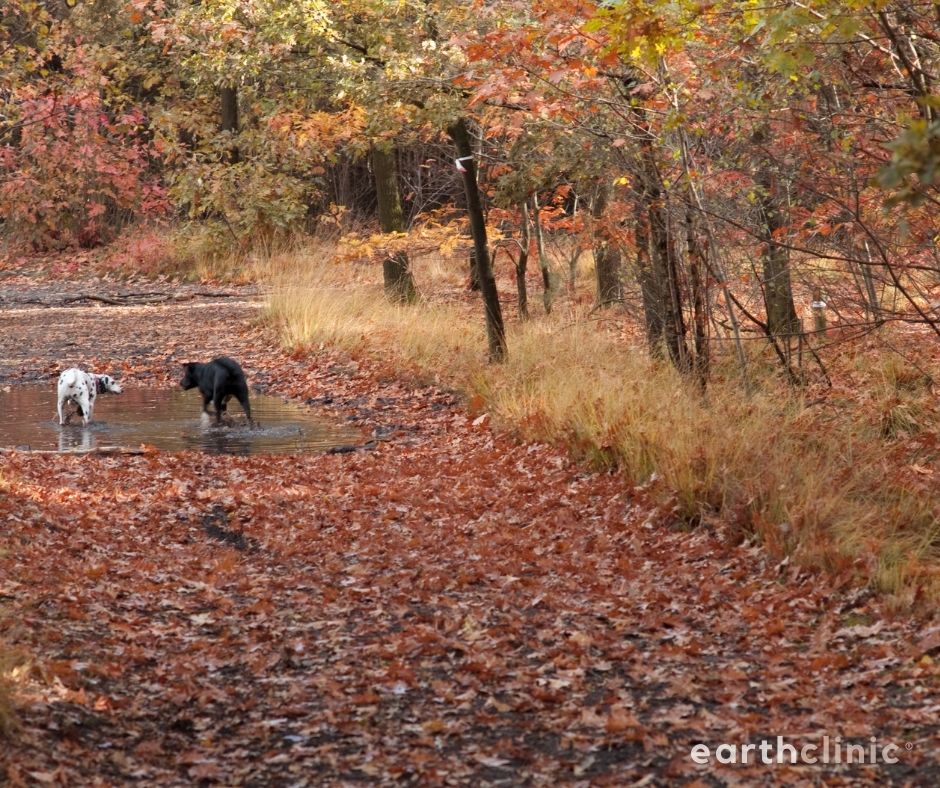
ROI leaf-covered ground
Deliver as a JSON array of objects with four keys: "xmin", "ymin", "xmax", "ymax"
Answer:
[{"xmin": 0, "ymin": 273, "xmax": 938, "ymax": 786}]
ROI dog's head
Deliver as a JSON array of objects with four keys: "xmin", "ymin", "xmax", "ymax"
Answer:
[
  {"xmin": 180, "ymin": 363, "xmax": 199, "ymax": 390},
  {"xmin": 95, "ymin": 374, "xmax": 123, "ymax": 395}
]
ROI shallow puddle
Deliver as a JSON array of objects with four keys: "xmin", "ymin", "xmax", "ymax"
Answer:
[{"xmin": 0, "ymin": 385, "xmax": 364, "ymax": 455}]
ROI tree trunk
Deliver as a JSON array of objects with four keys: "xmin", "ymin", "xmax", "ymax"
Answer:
[
  {"xmin": 567, "ymin": 193, "xmax": 580, "ymax": 290},
  {"xmin": 468, "ymin": 248, "xmax": 481, "ymax": 291},
  {"xmin": 811, "ymin": 286, "xmax": 827, "ymax": 333},
  {"xmin": 757, "ymin": 169, "xmax": 800, "ymax": 337},
  {"xmin": 220, "ymin": 85, "xmax": 239, "ymax": 164},
  {"xmin": 859, "ymin": 240, "xmax": 882, "ymax": 324},
  {"xmin": 372, "ymin": 145, "xmax": 417, "ymax": 303},
  {"xmin": 591, "ymin": 179, "xmax": 623, "ymax": 307},
  {"xmin": 448, "ymin": 117, "xmax": 507, "ymax": 361},
  {"xmin": 516, "ymin": 201, "xmax": 531, "ymax": 320},
  {"xmin": 634, "ymin": 189, "xmax": 664, "ymax": 348},
  {"xmin": 685, "ymin": 201, "xmax": 709, "ymax": 384},
  {"xmin": 639, "ymin": 139, "xmax": 688, "ymax": 369},
  {"xmin": 530, "ymin": 193, "xmax": 554, "ymax": 314}
]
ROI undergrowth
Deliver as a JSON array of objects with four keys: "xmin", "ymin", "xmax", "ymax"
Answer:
[
  {"xmin": 262, "ymin": 242, "xmax": 940, "ymax": 607},
  {"xmin": 0, "ymin": 650, "xmax": 18, "ymax": 738},
  {"xmin": 0, "ymin": 482, "xmax": 28, "ymax": 738},
  {"xmin": 93, "ymin": 222, "xmax": 315, "ymax": 283}
]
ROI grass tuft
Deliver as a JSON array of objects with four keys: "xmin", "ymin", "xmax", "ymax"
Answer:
[{"xmin": 0, "ymin": 642, "xmax": 23, "ymax": 738}]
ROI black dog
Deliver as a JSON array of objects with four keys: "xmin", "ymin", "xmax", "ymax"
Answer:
[{"xmin": 180, "ymin": 356, "xmax": 252, "ymax": 425}]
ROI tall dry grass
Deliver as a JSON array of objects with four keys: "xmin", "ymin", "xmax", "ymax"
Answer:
[
  {"xmin": 264, "ymin": 243, "xmax": 940, "ymax": 605},
  {"xmin": 0, "ymin": 609, "xmax": 20, "ymax": 736},
  {"xmin": 0, "ymin": 650, "xmax": 18, "ymax": 737}
]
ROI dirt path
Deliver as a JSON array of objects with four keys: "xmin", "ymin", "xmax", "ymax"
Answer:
[{"xmin": 0, "ymin": 277, "xmax": 938, "ymax": 786}]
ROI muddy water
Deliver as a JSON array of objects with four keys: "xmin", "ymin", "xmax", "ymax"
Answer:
[{"xmin": 0, "ymin": 385, "xmax": 364, "ymax": 455}]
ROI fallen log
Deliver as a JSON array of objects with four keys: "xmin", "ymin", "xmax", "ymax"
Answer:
[
  {"xmin": 0, "ymin": 445, "xmax": 153, "ymax": 456},
  {"xmin": 61, "ymin": 291, "xmax": 251, "ymax": 306}
]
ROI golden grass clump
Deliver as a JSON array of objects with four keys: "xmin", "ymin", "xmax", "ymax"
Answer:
[{"xmin": 0, "ymin": 644, "xmax": 23, "ymax": 737}]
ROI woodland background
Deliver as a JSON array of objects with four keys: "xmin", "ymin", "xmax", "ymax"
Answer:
[{"xmin": 1, "ymin": 0, "xmax": 939, "ymax": 601}]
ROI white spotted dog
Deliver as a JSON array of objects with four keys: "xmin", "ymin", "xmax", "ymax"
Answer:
[{"xmin": 57, "ymin": 368, "xmax": 123, "ymax": 426}]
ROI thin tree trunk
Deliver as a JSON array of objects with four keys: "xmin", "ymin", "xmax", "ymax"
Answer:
[
  {"xmin": 634, "ymin": 188, "xmax": 663, "ymax": 348},
  {"xmin": 567, "ymin": 193, "xmax": 580, "ymax": 289},
  {"xmin": 448, "ymin": 118, "xmax": 507, "ymax": 362},
  {"xmin": 220, "ymin": 85, "xmax": 239, "ymax": 164},
  {"xmin": 640, "ymin": 138, "xmax": 688, "ymax": 369},
  {"xmin": 811, "ymin": 286, "xmax": 827, "ymax": 333},
  {"xmin": 685, "ymin": 201, "xmax": 709, "ymax": 384},
  {"xmin": 372, "ymin": 145, "xmax": 417, "ymax": 303},
  {"xmin": 749, "ymin": 116, "xmax": 800, "ymax": 342},
  {"xmin": 860, "ymin": 239, "xmax": 882, "ymax": 324},
  {"xmin": 530, "ymin": 193, "xmax": 554, "ymax": 314},
  {"xmin": 676, "ymin": 133, "xmax": 749, "ymax": 382},
  {"xmin": 516, "ymin": 201, "xmax": 531, "ymax": 320},
  {"xmin": 757, "ymin": 168, "xmax": 800, "ymax": 338},
  {"xmin": 591, "ymin": 179, "xmax": 623, "ymax": 307},
  {"xmin": 468, "ymin": 248, "xmax": 481, "ymax": 291}
]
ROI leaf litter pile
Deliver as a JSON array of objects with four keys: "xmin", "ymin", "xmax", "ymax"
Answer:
[{"xmin": 0, "ymin": 275, "xmax": 938, "ymax": 786}]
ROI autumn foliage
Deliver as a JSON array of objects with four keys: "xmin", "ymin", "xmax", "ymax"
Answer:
[{"xmin": 0, "ymin": 90, "xmax": 163, "ymax": 248}]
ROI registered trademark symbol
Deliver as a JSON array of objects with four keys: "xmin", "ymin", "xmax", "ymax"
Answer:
[{"xmin": 905, "ymin": 742, "xmax": 914, "ymax": 750}]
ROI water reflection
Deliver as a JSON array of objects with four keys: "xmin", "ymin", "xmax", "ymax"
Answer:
[{"xmin": 58, "ymin": 425, "xmax": 95, "ymax": 452}]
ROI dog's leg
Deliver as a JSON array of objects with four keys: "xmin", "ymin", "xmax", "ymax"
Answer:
[
  {"xmin": 76, "ymin": 390, "xmax": 90, "ymax": 427},
  {"xmin": 213, "ymin": 389, "xmax": 226, "ymax": 424},
  {"xmin": 235, "ymin": 384, "xmax": 252, "ymax": 424},
  {"xmin": 57, "ymin": 394, "xmax": 66, "ymax": 426}
]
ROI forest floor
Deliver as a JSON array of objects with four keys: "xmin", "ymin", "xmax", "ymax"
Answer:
[{"xmin": 0, "ymin": 265, "xmax": 939, "ymax": 786}]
